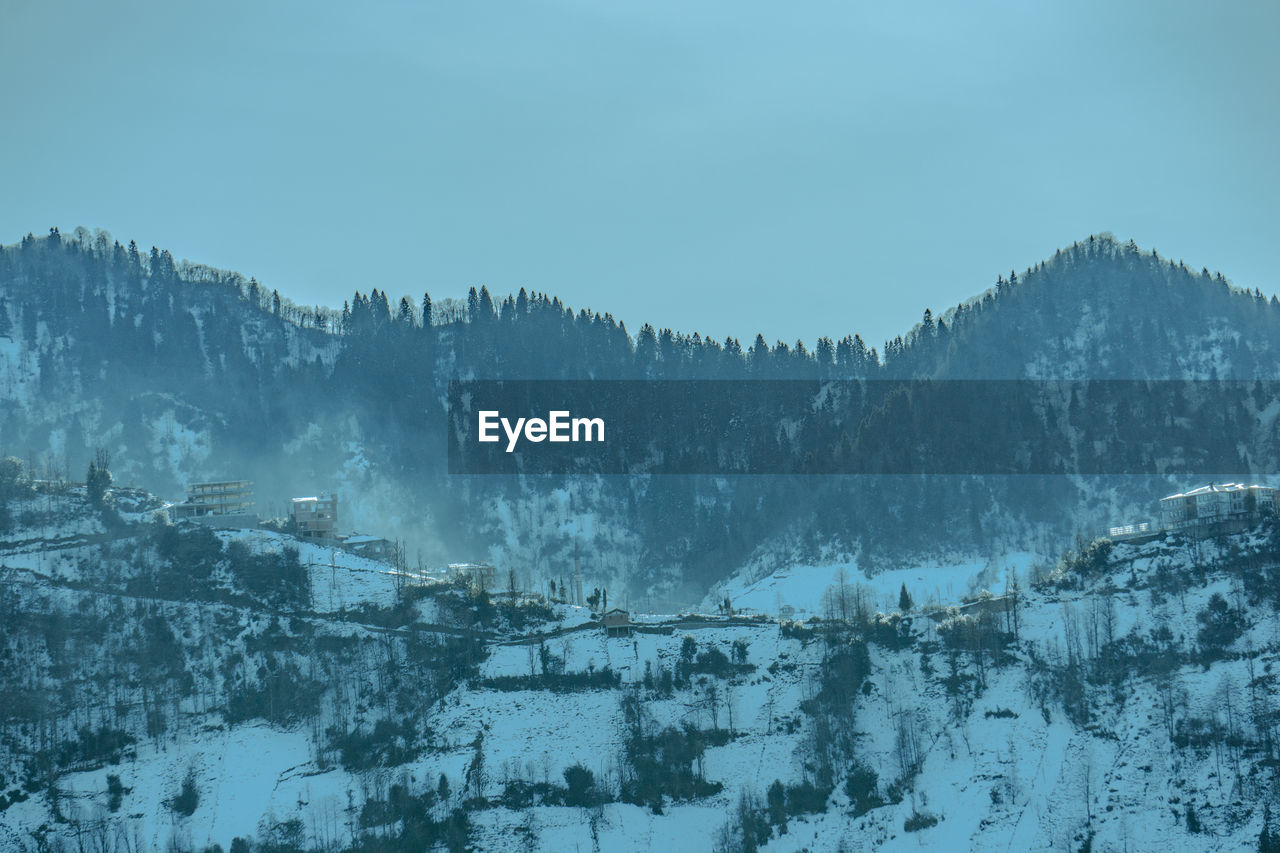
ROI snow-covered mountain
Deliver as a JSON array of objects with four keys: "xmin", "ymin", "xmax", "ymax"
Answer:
[
  {"xmin": 3, "ymin": 479, "xmax": 1280, "ymax": 851},
  {"xmin": 3, "ymin": 228, "xmax": 1280, "ymax": 607}
]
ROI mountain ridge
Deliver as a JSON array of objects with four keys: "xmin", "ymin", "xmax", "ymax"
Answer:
[{"xmin": 3, "ymin": 227, "xmax": 1280, "ymax": 605}]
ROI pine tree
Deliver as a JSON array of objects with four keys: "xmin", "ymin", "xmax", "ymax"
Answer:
[
  {"xmin": 635, "ymin": 324, "xmax": 658, "ymax": 372},
  {"xmin": 1186, "ymin": 803, "xmax": 1201, "ymax": 834},
  {"xmin": 371, "ymin": 289, "xmax": 390, "ymax": 332},
  {"xmin": 749, "ymin": 334, "xmax": 770, "ymax": 376},
  {"xmin": 464, "ymin": 729, "xmax": 486, "ymax": 801},
  {"xmin": 1262, "ymin": 803, "xmax": 1278, "ymax": 853},
  {"xmin": 835, "ymin": 336, "xmax": 853, "ymax": 369},
  {"xmin": 898, "ymin": 583, "xmax": 913, "ymax": 612},
  {"xmin": 348, "ymin": 291, "xmax": 370, "ymax": 336},
  {"xmin": 159, "ymin": 249, "xmax": 176, "ymax": 282},
  {"xmin": 792, "ymin": 339, "xmax": 809, "ymax": 370},
  {"xmin": 766, "ymin": 779, "xmax": 787, "ymax": 831},
  {"xmin": 86, "ymin": 452, "xmax": 113, "ymax": 508},
  {"xmin": 437, "ymin": 773, "xmax": 451, "ymax": 805},
  {"xmin": 421, "ymin": 292, "xmax": 433, "ymax": 327},
  {"xmin": 816, "ymin": 337, "xmax": 835, "ymax": 375}
]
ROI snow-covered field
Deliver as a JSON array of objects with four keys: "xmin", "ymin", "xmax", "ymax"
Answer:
[{"xmin": 706, "ymin": 552, "xmax": 1041, "ymax": 617}]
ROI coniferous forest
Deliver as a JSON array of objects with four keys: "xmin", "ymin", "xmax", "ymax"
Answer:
[{"xmin": 3, "ymin": 227, "xmax": 1280, "ymax": 603}]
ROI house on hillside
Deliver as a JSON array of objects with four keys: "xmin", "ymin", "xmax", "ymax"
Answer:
[
  {"xmin": 343, "ymin": 534, "xmax": 393, "ymax": 560},
  {"xmin": 451, "ymin": 562, "xmax": 497, "ymax": 591},
  {"xmin": 1159, "ymin": 482, "xmax": 1277, "ymax": 534},
  {"xmin": 290, "ymin": 494, "xmax": 339, "ymax": 541},
  {"xmin": 169, "ymin": 480, "xmax": 258, "ymax": 529},
  {"xmin": 602, "ymin": 608, "xmax": 631, "ymax": 637}
]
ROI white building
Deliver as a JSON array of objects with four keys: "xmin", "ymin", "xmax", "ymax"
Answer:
[{"xmin": 1159, "ymin": 482, "xmax": 1277, "ymax": 530}]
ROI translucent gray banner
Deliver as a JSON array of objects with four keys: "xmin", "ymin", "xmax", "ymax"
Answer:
[{"xmin": 446, "ymin": 379, "xmax": 1280, "ymax": 475}]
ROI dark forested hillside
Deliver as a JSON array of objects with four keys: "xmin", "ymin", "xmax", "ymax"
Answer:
[
  {"xmin": 2, "ymin": 227, "xmax": 1279, "ymax": 604},
  {"xmin": 925, "ymin": 234, "xmax": 1280, "ymax": 380}
]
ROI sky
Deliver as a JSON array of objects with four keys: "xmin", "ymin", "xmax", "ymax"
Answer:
[{"xmin": 3, "ymin": 0, "xmax": 1278, "ymax": 349}]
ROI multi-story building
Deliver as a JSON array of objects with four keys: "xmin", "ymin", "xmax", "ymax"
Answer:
[
  {"xmin": 170, "ymin": 481, "xmax": 257, "ymax": 528},
  {"xmin": 290, "ymin": 494, "xmax": 339, "ymax": 540},
  {"xmin": 1159, "ymin": 482, "xmax": 1277, "ymax": 531}
]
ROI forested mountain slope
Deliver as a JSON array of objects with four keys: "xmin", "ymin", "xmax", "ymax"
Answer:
[{"xmin": 2, "ymin": 228, "xmax": 1278, "ymax": 604}]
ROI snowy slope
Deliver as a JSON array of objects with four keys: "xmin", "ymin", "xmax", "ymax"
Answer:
[{"xmin": 3, "ymin": 485, "xmax": 1280, "ymax": 851}]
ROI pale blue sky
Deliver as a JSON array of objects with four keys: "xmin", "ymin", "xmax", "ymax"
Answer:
[{"xmin": 3, "ymin": 0, "xmax": 1277, "ymax": 348}]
